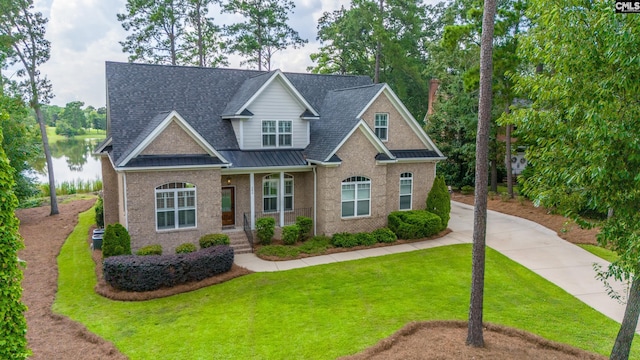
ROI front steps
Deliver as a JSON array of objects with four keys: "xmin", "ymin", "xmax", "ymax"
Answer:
[{"xmin": 225, "ymin": 230, "xmax": 253, "ymax": 254}]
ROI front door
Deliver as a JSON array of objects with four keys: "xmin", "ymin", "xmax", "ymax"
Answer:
[{"xmin": 221, "ymin": 187, "xmax": 235, "ymax": 226}]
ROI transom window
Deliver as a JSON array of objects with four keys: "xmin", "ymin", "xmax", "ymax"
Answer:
[
  {"xmin": 155, "ymin": 182, "xmax": 196, "ymax": 230},
  {"xmin": 374, "ymin": 113, "xmax": 388, "ymax": 141},
  {"xmin": 263, "ymin": 174, "xmax": 294, "ymax": 213},
  {"xmin": 262, "ymin": 120, "xmax": 292, "ymax": 147},
  {"xmin": 399, "ymin": 172, "xmax": 413, "ymax": 210},
  {"xmin": 341, "ymin": 176, "xmax": 371, "ymax": 218}
]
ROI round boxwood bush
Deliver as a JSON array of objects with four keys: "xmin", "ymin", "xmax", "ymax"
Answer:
[
  {"xmin": 282, "ymin": 224, "xmax": 300, "ymax": 245},
  {"xmin": 332, "ymin": 232, "xmax": 358, "ymax": 248},
  {"xmin": 388, "ymin": 210, "xmax": 442, "ymax": 240},
  {"xmin": 102, "ymin": 223, "xmax": 131, "ymax": 258},
  {"xmin": 175, "ymin": 243, "xmax": 197, "ymax": 254},
  {"xmin": 295, "ymin": 216, "xmax": 313, "ymax": 240},
  {"xmin": 199, "ymin": 233, "xmax": 230, "ymax": 248},
  {"xmin": 256, "ymin": 217, "xmax": 275, "ymax": 245},
  {"xmin": 355, "ymin": 232, "xmax": 376, "ymax": 246},
  {"xmin": 136, "ymin": 244, "xmax": 163, "ymax": 256}
]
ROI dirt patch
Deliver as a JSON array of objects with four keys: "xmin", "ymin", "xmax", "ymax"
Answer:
[
  {"xmin": 452, "ymin": 193, "xmax": 599, "ymax": 245},
  {"xmin": 340, "ymin": 321, "xmax": 606, "ymax": 360},
  {"xmin": 18, "ymin": 197, "xmax": 604, "ymax": 359}
]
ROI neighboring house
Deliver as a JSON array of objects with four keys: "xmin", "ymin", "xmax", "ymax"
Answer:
[{"xmin": 96, "ymin": 62, "xmax": 445, "ymax": 253}]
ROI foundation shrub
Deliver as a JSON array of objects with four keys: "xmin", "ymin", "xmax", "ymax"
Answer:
[
  {"xmin": 426, "ymin": 175, "xmax": 451, "ymax": 230},
  {"xmin": 295, "ymin": 216, "xmax": 313, "ymax": 240},
  {"xmin": 103, "ymin": 245, "xmax": 234, "ymax": 292},
  {"xmin": 102, "ymin": 223, "xmax": 131, "ymax": 258},
  {"xmin": 256, "ymin": 217, "xmax": 275, "ymax": 245},
  {"xmin": 282, "ymin": 224, "xmax": 300, "ymax": 245},
  {"xmin": 372, "ymin": 228, "xmax": 397, "ymax": 243},
  {"xmin": 95, "ymin": 196, "xmax": 104, "ymax": 228},
  {"xmin": 199, "ymin": 233, "xmax": 230, "ymax": 248},
  {"xmin": 136, "ymin": 244, "xmax": 162, "ymax": 256},
  {"xmin": 175, "ymin": 243, "xmax": 197, "ymax": 254},
  {"xmin": 388, "ymin": 210, "xmax": 442, "ymax": 240},
  {"xmin": 331, "ymin": 232, "xmax": 359, "ymax": 248},
  {"xmin": 355, "ymin": 232, "xmax": 376, "ymax": 246}
]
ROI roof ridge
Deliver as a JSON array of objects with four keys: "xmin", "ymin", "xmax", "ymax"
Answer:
[
  {"xmin": 106, "ymin": 61, "xmax": 265, "ymax": 74},
  {"xmin": 330, "ymin": 83, "xmax": 384, "ymax": 92}
]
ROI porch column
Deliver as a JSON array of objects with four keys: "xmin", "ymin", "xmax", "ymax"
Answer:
[
  {"xmin": 279, "ymin": 171, "xmax": 285, "ymax": 227},
  {"xmin": 250, "ymin": 172, "xmax": 255, "ymax": 230}
]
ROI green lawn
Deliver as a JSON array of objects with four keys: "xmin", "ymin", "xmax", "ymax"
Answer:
[
  {"xmin": 45, "ymin": 126, "xmax": 106, "ymax": 143},
  {"xmin": 579, "ymin": 244, "xmax": 619, "ymax": 263},
  {"xmin": 54, "ymin": 208, "xmax": 639, "ymax": 359}
]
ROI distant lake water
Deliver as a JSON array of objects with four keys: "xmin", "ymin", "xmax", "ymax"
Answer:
[{"xmin": 33, "ymin": 138, "xmax": 103, "ymax": 184}]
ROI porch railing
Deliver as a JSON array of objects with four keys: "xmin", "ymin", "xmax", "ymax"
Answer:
[
  {"xmin": 247, "ymin": 208, "xmax": 313, "ymax": 227},
  {"xmin": 243, "ymin": 213, "xmax": 254, "ymax": 252}
]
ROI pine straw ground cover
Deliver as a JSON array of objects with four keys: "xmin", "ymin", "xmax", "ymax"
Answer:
[{"xmin": 18, "ymin": 198, "xmax": 638, "ymax": 359}]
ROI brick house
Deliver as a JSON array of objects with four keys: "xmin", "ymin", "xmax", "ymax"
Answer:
[{"xmin": 96, "ymin": 62, "xmax": 445, "ymax": 253}]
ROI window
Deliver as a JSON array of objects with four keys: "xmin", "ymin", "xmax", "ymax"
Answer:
[
  {"xmin": 399, "ymin": 172, "xmax": 413, "ymax": 210},
  {"xmin": 262, "ymin": 120, "xmax": 276, "ymax": 146},
  {"xmin": 341, "ymin": 176, "xmax": 371, "ymax": 218},
  {"xmin": 262, "ymin": 120, "xmax": 292, "ymax": 147},
  {"xmin": 263, "ymin": 174, "xmax": 294, "ymax": 212},
  {"xmin": 374, "ymin": 113, "xmax": 388, "ymax": 141},
  {"xmin": 155, "ymin": 182, "xmax": 196, "ymax": 230}
]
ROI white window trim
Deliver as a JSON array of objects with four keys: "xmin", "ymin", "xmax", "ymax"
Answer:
[
  {"xmin": 341, "ymin": 176, "xmax": 371, "ymax": 218},
  {"xmin": 155, "ymin": 183, "xmax": 197, "ymax": 231},
  {"xmin": 262, "ymin": 174, "xmax": 294, "ymax": 213},
  {"xmin": 262, "ymin": 120, "xmax": 293, "ymax": 148},
  {"xmin": 399, "ymin": 172, "xmax": 413, "ymax": 210},
  {"xmin": 374, "ymin": 113, "xmax": 389, "ymax": 142}
]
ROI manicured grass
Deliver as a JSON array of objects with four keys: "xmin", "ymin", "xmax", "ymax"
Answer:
[
  {"xmin": 256, "ymin": 236, "xmax": 333, "ymax": 259},
  {"xmin": 54, "ymin": 208, "xmax": 639, "ymax": 359},
  {"xmin": 579, "ymin": 244, "xmax": 619, "ymax": 263}
]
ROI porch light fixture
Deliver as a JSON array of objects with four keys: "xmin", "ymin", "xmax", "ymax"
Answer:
[{"xmin": 226, "ymin": 177, "xmax": 232, "ymax": 185}]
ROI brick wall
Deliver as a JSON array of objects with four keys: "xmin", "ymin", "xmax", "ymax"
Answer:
[
  {"xmin": 124, "ymin": 168, "xmax": 221, "ymax": 253},
  {"xmin": 101, "ymin": 156, "xmax": 119, "ymax": 226},
  {"xmin": 360, "ymin": 92, "xmax": 426, "ymax": 150},
  {"xmin": 141, "ymin": 120, "xmax": 207, "ymax": 155}
]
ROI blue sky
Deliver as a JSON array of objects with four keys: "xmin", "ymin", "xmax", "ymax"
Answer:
[{"xmin": 21, "ymin": 0, "xmax": 437, "ymax": 108}]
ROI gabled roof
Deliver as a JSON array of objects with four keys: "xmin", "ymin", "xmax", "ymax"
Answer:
[
  {"xmin": 218, "ymin": 149, "xmax": 307, "ymax": 169},
  {"xmin": 106, "ymin": 62, "xmax": 372, "ymax": 167},
  {"xmin": 304, "ymin": 84, "xmax": 385, "ymax": 162}
]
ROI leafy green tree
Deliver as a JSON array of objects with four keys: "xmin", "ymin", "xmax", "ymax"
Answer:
[
  {"xmin": 0, "ymin": 113, "xmax": 30, "ymax": 359},
  {"xmin": 56, "ymin": 101, "xmax": 87, "ymax": 137},
  {"xmin": 0, "ymin": 0, "xmax": 58, "ymax": 214},
  {"xmin": 178, "ymin": 0, "xmax": 227, "ymax": 67},
  {"xmin": 510, "ymin": 2, "xmax": 640, "ymax": 358},
  {"xmin": 118, "ymin": 0, "xmax": 186, "ymax": 65},
  {"xmin": 223, "ymin": 0, "xmax": 307, "ymax": 71},
  {"xmin": 467, "ymin": 0, "xmax": 497, "ymax": 348},
  {"xmin": 94, "ymin": 107, "xmax": 106, "ymax": 130}
]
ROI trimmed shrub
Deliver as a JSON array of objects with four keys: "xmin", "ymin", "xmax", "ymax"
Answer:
[
  {"xmin": 256, "ymin": 217, "xmax": 275, "ymax": 245},
  {"xmin": 103, "ymin": 245, "xmax": 234, "ymax": 292},
  {"xmin": 372, "ymin": 227, "xmax": 398, "ymax": 243},
  {"xmin": 331, "ymin": 232, "xmax": 359, "ymax": 248},
  {"xmin": 426, "ymin": 175, "xmax": 451, "ymax": 230},
  {"xmin": 282, "ymin": 224, "xmax": 300, "ymax": 245},
  {"xmin": 102, "ymin": 223, "xmax": 131, "ymax": 258},
  {"xmin": 355, "ymin": 232, "xmax": 376, "ymax": 246},
  {"xmin": 388, "ymin": 210, "xmax": 442, "ymax": 240},
  {"xmin": 295, "ymin": 216, "xmax": 313, "ymax": 240},
  {"xmin": 199, "ymin": 233, "xmax": 230, "ymax": 248},
  {"xmin": 175, "ymin": 243, "xmax": 197, "ymax": 254},
  {"xmin": 95, "ymin": 196, "xmax": 104, "ymax": 228},
  {"xmin": 136, "ymin": 244, "xmax": 163, "ymax": 256}
]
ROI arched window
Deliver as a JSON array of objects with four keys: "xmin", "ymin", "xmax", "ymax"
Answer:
[
  {"xmin": 399, "ymin": 172, "xmax": 413, "ymax": 210},
  {"xmin": 263, "ymin": 174, "xmax": 294, "ymax": 213},
  {"xmin": 341, "ymin": 176, "xmax": 371, "ymax": 218},
  {"xmin": 155, "ymin": 182, "xmax": 196, "ymax": 230}
]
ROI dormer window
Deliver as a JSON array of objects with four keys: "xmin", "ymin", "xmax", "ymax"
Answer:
[
  {"xmin": 262, "ymin": 120, "xmax": 292, "ymax": 147},
  {"xmin": 374, "ymin": 113, "xmax": 388, "ymax": 141}
]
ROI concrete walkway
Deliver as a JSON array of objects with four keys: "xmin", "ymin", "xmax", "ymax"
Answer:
[{"xmin": 235, "ymin": 201, "xmax": 632, "ymax": 330}]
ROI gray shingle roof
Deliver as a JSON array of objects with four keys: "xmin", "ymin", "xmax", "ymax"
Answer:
[
  {"xmin": 106, "ymin": 62, "xmax": 372, "ymax": 168},
  {"xmin": 125, "ymin": 154, "xmax": 224, "ymax": 168},
  {"xmin": 304, "ymin": 84, "xmax": 385, "ymax": 162}
]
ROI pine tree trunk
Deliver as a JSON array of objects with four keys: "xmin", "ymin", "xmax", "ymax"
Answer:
[
  {"xmin": 610, "ymin": 277, "xmax": 640, "ymax": 360},
  {"xmin": 505, "ymin": 104, "xmax": 513, "ymax": 198},
  {"xmin": 34, "ymin": 105, "xmax": 58, "ymax": 215},
  {"xmin": 374, "ymin": 0, "xmax": 383, "ymax": 83},
  {"xmin": 467, "ymin": 0, "xmax": 497, "ymax": 348}
]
